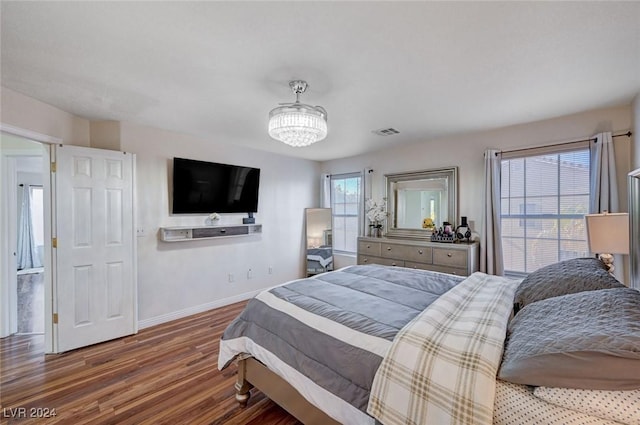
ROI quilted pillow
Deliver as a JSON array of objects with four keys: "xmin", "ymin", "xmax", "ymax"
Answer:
[
  {"xmin": 533, "ymin": 386, "xmax": 640, "ymax": 425},
  {"xmin": 513, "ymin": 257, "xmax": 625, "ymax": 312},
  {"xmin": 499, "ymin": 288, "xmax": 640, "ymax": 390}
]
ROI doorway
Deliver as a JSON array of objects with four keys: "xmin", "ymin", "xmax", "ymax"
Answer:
[
  {"xmin": 2, "ymin": 125, "xmax": 138, "ymax": 353},
  {"xmin": 16, "ymin": 157, "xmax": 45, "ymax": 333},
  {"xmin": 1, "ymin": 133, "xmax": 48, "ymax": 337}
]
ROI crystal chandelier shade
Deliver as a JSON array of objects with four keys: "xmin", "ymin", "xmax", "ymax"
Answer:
[{"xmin": 268, "ymin": 80, "xmax": 328, "ymax": 147}]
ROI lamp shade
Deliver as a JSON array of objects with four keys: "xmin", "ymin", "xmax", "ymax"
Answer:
[{"xmin": 585, "ymin": 212, "xmax": 630, "ymax": 255}]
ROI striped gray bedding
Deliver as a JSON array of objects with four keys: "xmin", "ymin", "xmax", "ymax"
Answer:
[{"xmin": 218, "ymin": 265, "xmax": 463, "ymax": 418}]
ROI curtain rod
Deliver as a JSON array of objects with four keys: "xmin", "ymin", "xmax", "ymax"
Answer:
[{"xmin": 496, "ymin": 131, "xmax": 632, "ymax": 156}]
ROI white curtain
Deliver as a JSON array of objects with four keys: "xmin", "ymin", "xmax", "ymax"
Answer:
[
  {"xmin": 320, "ymin": 174, "xmax": 331, "ymax": 208},
  {"xmin": 480, "ymin": 149, "xmax": 504, "ymax": 275},
  {"xmin": 363, "ymin": 168, "xmax": 373, "ymax": 236},
  {"xmin": 17, "ymin": 185, "xmax": 42, "ymax": 270},
  {"xmin": 590, "ymin": 132, "xmax": 622, "ymax": 280}
]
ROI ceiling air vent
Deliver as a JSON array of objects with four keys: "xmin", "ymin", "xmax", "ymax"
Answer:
[{"xmin": 372, "ymin": 128, "xmax": 400, "ymax": 136}]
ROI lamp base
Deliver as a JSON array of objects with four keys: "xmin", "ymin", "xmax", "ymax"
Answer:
[{"xmin": 598, "ymin": 253, "xmax": 615, "ymax": 273}]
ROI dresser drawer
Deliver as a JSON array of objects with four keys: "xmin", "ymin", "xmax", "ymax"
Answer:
[
  {"xmin": 403, "ymin": 246, "xmax": 432, "ymax": 264},
  {"xmin": 358, "ymin": 255, "xmax": 403, "ymax": 267},
  {"xmin": 433, "ymin": 247, "xmax": 467, "ymax": 268},
  {"xmin": 405, "ymin": 261, "xmax": 435, "ymax": 271},
  {"xmin": 428, "ymin": 264, "xmax": 468, "ymax": 276},
  {"xmin": 358, "ymin": 241, "xmax": 381, "ymax": 257},
  {"xmin": 380, "ymin": 243, "xmax": 414, "ymax": 260}
]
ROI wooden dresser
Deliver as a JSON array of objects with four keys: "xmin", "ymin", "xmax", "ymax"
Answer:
[{"xmin": 357, "ymin": 237, "xmax": 479, "ymax": 276}]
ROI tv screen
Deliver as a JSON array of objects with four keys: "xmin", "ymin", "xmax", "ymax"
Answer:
[{"xmin": 172, "ymin": 158, "xmax": 260, "ymax": 214}]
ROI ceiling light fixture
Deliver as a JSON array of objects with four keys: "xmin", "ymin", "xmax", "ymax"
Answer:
[{"xmin": 268, "ymin": 80, "xmax": 327, "ymax": 147}]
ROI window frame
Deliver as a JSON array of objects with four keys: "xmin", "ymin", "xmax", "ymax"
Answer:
[
  {"xmin": 500, "ymin": 142, "xmax": 590, "ymax": 276},
  {"xmin": 329, "ymin": 172, "xmax": 362, "ymax": 255}
]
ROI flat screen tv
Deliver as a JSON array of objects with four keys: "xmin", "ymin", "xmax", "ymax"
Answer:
[{"xmin": 172, "ymin": 157, "xmax": 260, "ymax": 214}]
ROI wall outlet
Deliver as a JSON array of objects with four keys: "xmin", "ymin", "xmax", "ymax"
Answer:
[
  {"xmin": 268, "ymin": 266, "xmax": 273, "ymax": 274},
  {"xmin": 247, "ymin": 269, "xmax": 253, "ymax": 279},
  {"xmin": 136, "ymin": 227, "xmax": 145, "ymax": 237},
  {"xmin": 228, "ymin": 273, "xmax": 234, "ymax": 283}
]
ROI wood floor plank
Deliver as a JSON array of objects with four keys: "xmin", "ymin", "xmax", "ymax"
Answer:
[{"xmin": 0, "ymin": 301, "xmax": 301, "ymax": 424}]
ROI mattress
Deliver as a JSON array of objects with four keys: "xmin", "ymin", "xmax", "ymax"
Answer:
[{"xmin": 219, "ymin": 265, "xmax": 463, "ymax": 423}]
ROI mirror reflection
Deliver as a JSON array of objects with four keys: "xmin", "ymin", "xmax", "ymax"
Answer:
[
  {"xmin": 394, "ymin": 179, "xmax": 449, "ymax": 229},
  {"xmin": 305, "ymin": 208, "xmax": 333, "ymax": 276},
  {"xmin": 386, "ymin": 167, "xmax": 458, "ymax": 240}
]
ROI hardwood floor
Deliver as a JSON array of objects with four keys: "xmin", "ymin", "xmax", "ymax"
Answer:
[{"xmin": 0, "ymin": 301, "xmax": 301, "ymax": 424}]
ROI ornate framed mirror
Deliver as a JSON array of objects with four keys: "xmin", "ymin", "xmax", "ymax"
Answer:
[{"xmin": 385, "ymin": 167, "xmax": 458, "ymax": 240}]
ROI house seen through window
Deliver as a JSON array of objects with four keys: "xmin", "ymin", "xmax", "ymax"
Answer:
[
  {"xmin": 330, "ymin": 173, "xmax": 361, "ymax": 254},
  {"xmin": 501, "ymin": 148, "xmax": 590, "ymax": 275}
]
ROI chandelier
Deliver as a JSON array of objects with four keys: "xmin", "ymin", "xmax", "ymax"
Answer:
[{"xmin": 268, "ymin": 80, "xmax": 328, "ymax": 147}]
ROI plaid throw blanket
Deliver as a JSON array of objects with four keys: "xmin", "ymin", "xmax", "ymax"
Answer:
[{"xmin": 367, "ymin": 272, "xmax": 520, "ymax": 425}]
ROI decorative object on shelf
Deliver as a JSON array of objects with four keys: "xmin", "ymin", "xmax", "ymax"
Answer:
[
  {"xmin": 205, "ymin": 212, "xmax": 221, "ymax": 226},
  {"xmin": 268, "ymin": 80, "xmax": 328, "ymax": 147},
  {"xmin": 455, "ymin": 216, "xmax": 473, "ymax": 243},
  {"xmin": 422, "ymin": 217, "xmax": 435, "ymax": 230},
  {"xmin": 431, "ymin": 222, "xmax": 456, "ymax": 243},
  {"xmin": 243, "ymin": 212, "xmax": 256, "ymax": 224},
  {"xmin": 366, "ymin": 198, "xmax": 387, "ymax": 238},
  {"xmin": 585, "ymin": 211, "xmax": 629, "ymax": 273}
]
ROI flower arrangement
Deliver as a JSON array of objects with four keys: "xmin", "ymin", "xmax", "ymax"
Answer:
[
  {"xmin": 365, "ymin": 198, "xmax": 387, "ymax": 223},
  {"xmin": 366, "ymin": 198, "xmax": 387, "ymax": 236}
]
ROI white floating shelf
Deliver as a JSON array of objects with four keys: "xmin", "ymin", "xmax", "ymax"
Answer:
[{"xmin": 159, "ymin": 224, "xmax": 262, "ymax": 242}]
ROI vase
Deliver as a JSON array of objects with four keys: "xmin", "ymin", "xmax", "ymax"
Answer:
[{"xmin": 375, "ymin": 227, "xmax": 383, "ymax": 238}]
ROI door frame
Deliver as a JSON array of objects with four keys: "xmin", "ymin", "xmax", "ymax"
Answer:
[{"xmin": 1, "ymin": 124, "xmax": 59, "ymax": 352}]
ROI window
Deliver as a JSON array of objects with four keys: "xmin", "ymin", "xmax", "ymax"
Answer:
[
  {"xmin": 501, "ymin": 147, "xmax": 590, "ymax": 275},
  {"xmin": 29, "ymin": 186, "xmax": 44, "ymax": 247},
  {"xmin": 330, "ymin": 173, "xmax": 362, "ymax": 254}
]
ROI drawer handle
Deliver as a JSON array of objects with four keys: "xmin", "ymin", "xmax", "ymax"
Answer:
[
  {"xmin": 447, "ymin": 253, "xmax": 452, "ymax": 257},
  {"xmin": 367, "ymin": 245, "xmax": 371, "ymax": 248},
  {"xmin": 387, "ymin": 247, "xmax": 392, "ymax": 251},
  {"xmin": 418, "ymin": 250, "xmax": 423, "ymax": 254},
  {"xmin": 363, "ymin": 258, "xmax": 368, "ymax": 263},
  {"xmin": 392, "ymin": 262, "xmax": 397, "ymax": 266}
]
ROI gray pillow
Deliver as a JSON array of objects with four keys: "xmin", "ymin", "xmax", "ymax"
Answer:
[
  {"xmin": 499, "ymin": 288, "xmax": 640, "ymax": 390},
  {"xmin": 513, "ymin": 257, "xmax": 625, "ymax": 312}
]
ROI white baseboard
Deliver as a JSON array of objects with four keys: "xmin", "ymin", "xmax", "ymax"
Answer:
[{"xmin": 137, "ymin": 289, "xmax": 262, "ymax": 330}]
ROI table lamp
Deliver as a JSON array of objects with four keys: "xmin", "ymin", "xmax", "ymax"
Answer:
[{"xmin": 584, "ymin": 212, "xmax": 630, "ymax": 273}]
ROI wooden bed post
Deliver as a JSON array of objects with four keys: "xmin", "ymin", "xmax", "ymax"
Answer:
[{"xmin": 234, "ymin": 359, "xmax": 253, "ymax": 407}]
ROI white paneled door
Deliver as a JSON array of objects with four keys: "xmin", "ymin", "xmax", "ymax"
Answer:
[{"xmin": 54, "ymin": 145, "xmax": 136, "ymax": 353}]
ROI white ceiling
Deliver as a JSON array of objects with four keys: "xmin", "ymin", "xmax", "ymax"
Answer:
[{"xmin": 1, "ymin": 1, "xmax": 639, "ymax": 161}]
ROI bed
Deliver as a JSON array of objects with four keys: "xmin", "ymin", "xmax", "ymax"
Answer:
[{"xmin": 219, "ymin": 259, "xmax": 640, "ymax": 425}]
